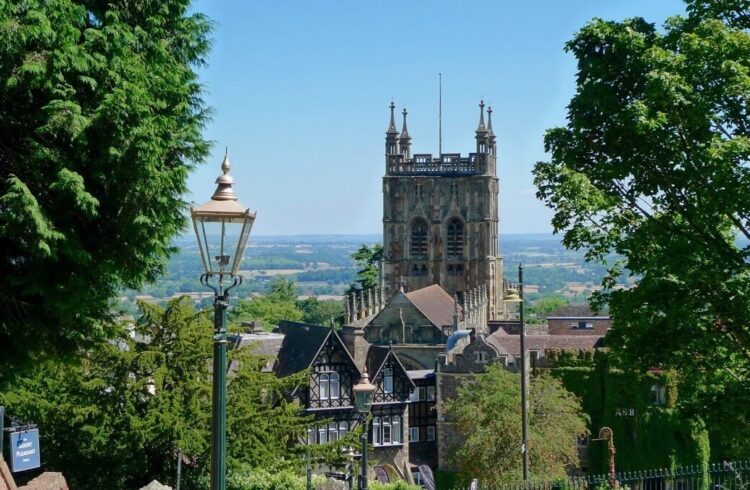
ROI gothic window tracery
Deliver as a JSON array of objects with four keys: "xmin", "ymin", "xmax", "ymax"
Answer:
[
  {"xmin": 410, "ymin": 218, "xmax": 428, "ymax": 259},
  {"xmin": 447, "ymin": 218, "xmax": 464, "ymax": 259}
]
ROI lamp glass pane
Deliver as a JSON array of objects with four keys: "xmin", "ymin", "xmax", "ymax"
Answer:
[
  {"xmin": 192, "ymin": 213, "xmax": 249, "ymax": 276},
  {"xmin": 231, "ymin": 215, "xmax": 254, "ymax": 275}
]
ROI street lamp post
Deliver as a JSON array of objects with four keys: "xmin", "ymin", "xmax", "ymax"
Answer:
[
  {"xmin": 353, "ymin": 369, "xmax": 376, "ymax": 490},
  {"xmin": 503, "ymin": 263, "xmax": 529, "ymax": 481},
  {"xmin": 191, "ymin": 151, "xmax": 256, "ymax": 490}
]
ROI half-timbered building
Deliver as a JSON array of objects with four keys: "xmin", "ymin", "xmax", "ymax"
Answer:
[{"xmin": 274, "ymin": 321, "xmax": 416, "ymax": 477}]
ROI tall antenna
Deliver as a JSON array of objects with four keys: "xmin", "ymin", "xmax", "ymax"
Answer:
[{"xmin": 439, "ymin": 73, "xmax": 442, "ymax": 157}]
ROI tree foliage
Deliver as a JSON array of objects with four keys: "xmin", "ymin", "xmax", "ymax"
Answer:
[
  {"xmin": 0, "ymin": 298, "xmax": 312, "ymax": 488},
  {"xmin": 444, "ymin": 364, "xmax": 588, "ymax": 485},
  {"xmin": 0, "ymin": 0, "xmax": 212, "ymax": 374},
  {"xmin": 347, "ymin": 243, "xmax": 383, "ymax": 294},
  {"xmin": 231, "ymin": 277, "xmax": 304, "ymax": 330},
  {"xmin": 533, "ymin": 0, "xmax": 750, "ymax": 455},
  {"xmin": 0, "ymin": 298, "xmax": 211, "ymax": 488},
  {"xmin": 296, "ymin": 296, "xmax": 344, "ymax": 327}
]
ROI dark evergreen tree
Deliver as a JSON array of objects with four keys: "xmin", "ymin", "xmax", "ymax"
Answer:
[{"xmin": 0, "ymin": 0, "xmax": 212, "ymax": 376}]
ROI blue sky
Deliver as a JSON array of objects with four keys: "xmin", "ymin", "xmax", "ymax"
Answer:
[{"xmin": 188, "ymin": 0, "xmax": 685, "ymax": 236}]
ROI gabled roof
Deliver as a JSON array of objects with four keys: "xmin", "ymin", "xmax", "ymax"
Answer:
[
  {"xmin": 274, "ymin": 321, "xmax": 334, "ymax": 377},
  {"xmin": 405, "ymin": 284, "xmax": 459, "ymax": 327},
  {"xmin": 366, "ymin": 345, "xmax": 416, "ymax": 391},
  {"xmin": 366, "ymin": 345, "xmax": 391, "ymax": 378}
]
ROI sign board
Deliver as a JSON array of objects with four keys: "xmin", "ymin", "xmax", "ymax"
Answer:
[{"xmin": 9, "ymin": 429, "xmax": 40, "ymax": 472}]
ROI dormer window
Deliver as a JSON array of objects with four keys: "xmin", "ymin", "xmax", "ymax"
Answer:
[{"xmin": 384, "ymin": 368, "xmax": 393, "ymax": 394}]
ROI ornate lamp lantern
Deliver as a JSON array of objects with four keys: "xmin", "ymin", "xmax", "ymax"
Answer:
[
  {"xmin": 353, "ymin": 369, "xmax": 376, "ymax": 415},
  {"xmin": 191, "ymin": 151, "xmax": 256, "ymax": 278}
]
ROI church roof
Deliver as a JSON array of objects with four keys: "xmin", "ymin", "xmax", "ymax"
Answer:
[{"xmin": 406, "ymin": 284, "xmax": 459, "ymax": 328}]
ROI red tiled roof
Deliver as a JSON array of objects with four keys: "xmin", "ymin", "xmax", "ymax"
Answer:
[
  {"xmin": 406, "ymin": 284, "xmax": 459, "ymax": 328},
  {"xmin": 487, "ymin": 329, "xmax": 604, "ymax": 356}
]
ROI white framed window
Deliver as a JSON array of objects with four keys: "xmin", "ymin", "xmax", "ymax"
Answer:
[
  {"xmin": 330, "ymin": 372, "xmax": 340, "ymax": 400},
  {"xmin": 329, "ymin": 422, "xmax": 339, "ymax": 442},
  {"xmin": 339, "ymin": 421, "xmax": 348, "ymax": 439},
  {"xmin": 373, "ymin": 415, "xmax": 402, "ymax": 446},
  {"xmin": 499, "ymin": 355, "xmax": 508, "ymax": 366},
  {"xmin": 474, "ymin": 350, "xmax": 489, "ymax": 363},
  {"xmin": 409, "ymin": 389, "xmax": 419, "ymax": 402},
  {"xmin": 418, "ymin": 386, "xmax": 426, "ymax": 401},
  {"xmin": 320, "ymin": 373, "xmax": 329, "ymax": 400},
  {"xmin": 382, "ymin": 416, "xmax": 392, "ymax": 444},
  {"xmin": 373, "ymin": 417, "xmax": 381, "ymax": 445},
  {"xmin": 319, "ymin": 426, "xmax": 328, "ymax": 444},
  {"xmin": 426, "ymin": 426, "xmax": 436, "ymax": 441},
  {"xmin": 384, "ymin": 368, "xmax": 393, "ymax": 394},
  {"xmin": 409, "ymin": 427, "xmax": 420, "ymax": 442},
  {"xmin": 426, "ymin": 386, "xmax": 435, "ymax": 401},
  {"xmin": 650, "ymin": 383, "xmax": 667, "ymax": 405},
  {"xmin": 307, "ymin": 427, "xmax": 315, "ymax": 445},
  {"xmin": 577, "ymin": 321, "xmax": 593, "ymax": 329}
]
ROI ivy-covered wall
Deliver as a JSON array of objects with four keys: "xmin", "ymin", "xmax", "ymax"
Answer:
[{"xmin": 550, "ymin": 352, "xmax": 710, "ymax": 474}]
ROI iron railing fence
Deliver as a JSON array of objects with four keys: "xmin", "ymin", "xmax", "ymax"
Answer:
[{"xmin": 481, "ymin": 460, "xmax": 750, "ymax": 490}]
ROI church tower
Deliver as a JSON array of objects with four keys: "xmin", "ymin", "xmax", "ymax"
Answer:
[{"xmin": 382, "ymin": 101, "xmax": 503, "ymax": 320}]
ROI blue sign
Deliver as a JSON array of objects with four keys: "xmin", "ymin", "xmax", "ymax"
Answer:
[{"xmin": 9, "ymin": 429, "xmax": 40, "ymax": 472}]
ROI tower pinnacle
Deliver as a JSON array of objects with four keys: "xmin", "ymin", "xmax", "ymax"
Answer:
[
  {"xmin": 387, "ymin": 101, "xmax": 398, "ymax": 135},
  {"xmin": 476, "ymin": 100, "xmax": 487, "ymax": 133}
]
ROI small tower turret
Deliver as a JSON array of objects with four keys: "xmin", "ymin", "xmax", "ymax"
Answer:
[
  {"xmin": 475, "ymin": 100, "xmax": 490, "ymax": 155},
  {"xmin": 399, "ymin": 107, "xmax": 411, "ymax": 159},
  {"xmin": 385, "ymin": 101, "xmax": 399, "ymax": 156}
]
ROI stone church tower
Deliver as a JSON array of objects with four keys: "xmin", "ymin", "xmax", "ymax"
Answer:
[{"xmin": 382, "ymin": 101, "xmax": 503, "ymax": 320}]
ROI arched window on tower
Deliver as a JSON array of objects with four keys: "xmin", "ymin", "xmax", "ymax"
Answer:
[
  {"xmin": 447, "ymin": 218, "xmax": 464, "ymax": 259},
  {"xmin": 410, "ymin": 218, "xmax": 428, "ymax": 259}
]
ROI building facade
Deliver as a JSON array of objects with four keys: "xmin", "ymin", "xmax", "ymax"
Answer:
[{"xmin": 381, "ymin": 101, "xmax": 504, "ymax": 320}]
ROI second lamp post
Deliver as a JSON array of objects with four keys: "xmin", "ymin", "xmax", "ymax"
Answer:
[{"xmin": 353, "ymin": 369, "xmax": 376, "ymax": 490}]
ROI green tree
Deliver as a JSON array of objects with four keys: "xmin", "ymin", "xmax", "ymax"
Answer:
[
  {"xmin": 231, "ymin": 277, "xmax": 304, "ymax": 329},
  {"xmin": 296, "ymin": 297, "xmax": 344, "ymax": 327},
  {"xmin": 533, "ymin": 1, "xmax": 750, "ymax": 456},
  {"xmin": 0, "ymin": 298, "xmax": 212, "ymax": 488},
  {"xmin": 0, "ymin": 0, "xmax": 212, "ymax": 375},
  {"xmin": 526, "ymin": 296, "xmax": 570, "ymax": 324},
  {"xmin": 444, "ymin": 364, "xmax": 588, "ymax": 485},
  {"xmin": 347, "ymin": 243, "xmax": 383, "ymax": 293}
]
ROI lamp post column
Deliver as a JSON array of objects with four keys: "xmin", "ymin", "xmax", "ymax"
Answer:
[
  {"xmin": 211, "ymin": 287, "xmax": 229, "ymax": 490},
  {"xmin": 519, "ymin": 263, "xmax": 529, "ymax": 482},
  {"xmin": 361, "ymin": 413, "xmax": 369, "ymax": 490}
]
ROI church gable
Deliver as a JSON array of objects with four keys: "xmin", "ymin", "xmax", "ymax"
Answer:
[{"xmin": 364, "ymin": 291, "xmax": 445, "ymax": 345}]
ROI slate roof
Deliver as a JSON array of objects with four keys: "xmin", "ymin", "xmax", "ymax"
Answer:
[
  {"xmin": 487, "ymin": 329, "xmax": 604, "ymax": 356},
  {"xmin": 274, "ymin": 320, "xmax": 332, "ymax": 377},
  {"xmin": 239, "ymin": 332, "xmax": 285, "ymax": 357},
  {"xmin": 366, "ymin": 345, "xmax": 390, "ymax": 378},
  {"xmin": 405, "ymin": 284, "xmax": 459, "ymax": 327},
  {"xmin": 547, "ymin": 304, "xmax": 609, "ymax": 319}
]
